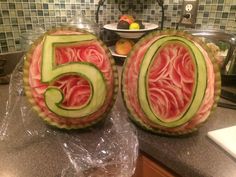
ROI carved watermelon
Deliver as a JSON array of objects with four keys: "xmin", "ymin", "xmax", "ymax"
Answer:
[
  {"xmin": 24, "ymin": 27, "xmax": 118, "ymax": 129},
  {"xmin": 122, "ymin": 30, "xmax": 221, "ymax": 135}
]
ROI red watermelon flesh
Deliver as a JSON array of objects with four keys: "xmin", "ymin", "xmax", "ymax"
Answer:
[
  {"xmin": 25, "ymin": 29, "xmax": 117, "ymax": 129},
  {"xmin": 122, "ymin": 31, "xmax": 219, "ymax": 134},
  {"xmin": 148, "ymin": 42, "xmax": 195, "ymax": 120}
]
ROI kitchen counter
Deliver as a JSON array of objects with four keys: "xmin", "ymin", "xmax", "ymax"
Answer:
[
  {"xmin": 138, "ymin": 107, "xmax": 236, "ymax": 177},
  {"xmin": 0, "ymin": 82, "xmax": 236, "ymax": 177},
  {"xmin": 114, "ymin": 80, "xmax": 236, "ymax": 177}
]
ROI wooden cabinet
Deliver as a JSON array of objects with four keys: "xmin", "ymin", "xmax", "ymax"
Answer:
[{"xmin": 133, "ymin": 152, "xmax": 178, "ymax": 177}]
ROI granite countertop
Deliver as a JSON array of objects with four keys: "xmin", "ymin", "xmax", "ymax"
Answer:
[
  {"xmin": 113, "ymin": 79, "xmax": 236, "ymax": 177},
  {"xmin": 138, "ymin": 106, "xmax": 236, "ymax": 177},
  {"xmin": 0, "ymin": 73, "xmax": 236, "ymax": 177}
]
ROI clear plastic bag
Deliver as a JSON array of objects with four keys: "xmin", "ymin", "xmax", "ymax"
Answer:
[
  {"xmin": 0, "ymin": 58, "xmax": 138, "ymax": 177},
  {"xmin": 64, "ymin": 11, "xmax": 100, "ymax": 37}
]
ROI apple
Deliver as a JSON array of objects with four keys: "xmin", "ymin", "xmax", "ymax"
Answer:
[
  {"xmin": 119, "ymin": 14, "xmax": 135, "ymax": 25},
  {"xmin": 115, "ymin": 38, "xmax": 134, "ymax": 55}
]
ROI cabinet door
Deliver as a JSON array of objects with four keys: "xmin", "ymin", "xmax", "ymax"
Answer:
[{"xmin": 133, "ymin": 153, "xmax": 177, "ymax": 177}]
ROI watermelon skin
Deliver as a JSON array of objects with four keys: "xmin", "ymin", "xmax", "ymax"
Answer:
[
  {"xmin": 122, "ymin": 30, "xmax": 221, "ymax": 135},
  {"xmin": 24, "ymin": 27, "xmax": 118, "ymax": 129}
]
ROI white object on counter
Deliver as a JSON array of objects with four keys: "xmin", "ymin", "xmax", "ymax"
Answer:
[{"xmin": 208, "ymin": 125, "xmax": 236, "ymax": 159}]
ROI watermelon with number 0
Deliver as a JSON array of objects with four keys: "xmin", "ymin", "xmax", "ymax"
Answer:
[
  {"xmin": 24, "ymin": 27, "xmax": 118, "ymax": 129},
  {"xmin": 122, "ymin": 30, "xmax": 221, "ymax": 135}
]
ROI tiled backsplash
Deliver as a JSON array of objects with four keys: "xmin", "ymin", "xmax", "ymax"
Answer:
[{"xmin": 0, "ymin": 0, "xmax": 236, "ymax": 54}]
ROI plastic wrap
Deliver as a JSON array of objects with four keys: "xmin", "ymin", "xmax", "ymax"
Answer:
[{"xmin": 0, "ymin": 57, "xmax": 138, "ymax": 177}]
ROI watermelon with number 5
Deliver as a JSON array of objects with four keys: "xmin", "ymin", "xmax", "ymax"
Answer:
[
  {"xmin": 24, "ymin": 27, "xmax": 118, "ymax": 129},
  {"xmin": 122, "ymin": 30, "xmax": 221, "ymax": 135}
]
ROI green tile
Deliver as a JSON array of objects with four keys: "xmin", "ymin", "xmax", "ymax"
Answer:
[
  {"xmin": 230, "ymin": 5, "xmax": 236, "ymax": 12},
  {"xmin": 209, "ymin": 12, "xmax": 216, "ymax": 17},
  {"xmin": 220, "ymin": 25, "xmax": 225, "ymax": 29},
  {"xmin": 15, "ymin": 39, "xmax": 20, "ymax": 45},
  {"xmin": 222, "ymin": 12, "xmax": 228, "ymax": 18},
  {"xmin": 49, "ymin": 10, "xmax": 55, "ymax": 16},
  {"xmin": 32, "ymin": 17, "xmax": 38, "ymax": 23},
  {"xmin": 224, "ymin": 5, "xmax": 230, "ymax": 11},
  {"xmin": 23, "ymin": 3, "xmax": 29, "ymax": 9},
  {"xmin": 209, "ymin": 18, "xmax": 214, "ymax": 24},
  {"xmin": 229, "ymin": 12, "xmax": 235, "ymax": 18},
  {"xmin": 43, "ymin": 3, "xmax": 49, "ymax": 9},
  {"xmin": 17, "ymin": 10, "xmax": 24, "ymax": 16},
  {"xmin": 12, "ymin": 25, "xmax": 19, "ymax": 31},
  {"xmin": 214, "ymin": 18, "xmax": 220, "ymax": 24},
  {"xmin": 15, "ymin": 3, "xmax": 22, "ymax": 9},
  {"xmin": 26, "ymin": 24, "xmax": 33, "ymax": 30},
  {"xmin": 37, "ymin": 10, "xmax": 43, "ymax": 16},
  {"xmin": 206, "ymin": 0, "xmax": 212, "ymax": 4},
  {"xmin": 48, "ymin": 4, "xmax": 54, "ymax": 9},
  {"xmin": 24, "ymin": 10, "xmax": 31, "ymax": 16},
  {"xmin": 2, "ymin": 47, "xmax": 8, "ymax": 53},
  {"xmin": 30, "ymin": 3, "xmax": 36, "ymax": 9},
  {"xmin": 205, "ymin": 5, "xmax": 211, "ymax": 11},
  {"xmin": 4, "ymin": 25, "xmax": 11, "ymax": 31},
  {"xmin": 216, "ymin": 12, "xmax": 222, "ymax": 18},
  {"xmin": 30, "ymin": 10, "xmax": 37, "ymax": 16},
  {"xmin": 0, "ymin": 40, "xmax": 7, "ymax": 46},
  {"xmin": 11, "ymin": 18, "xmax": 18, "ymax": 24},
  {"xmin": 36, "ymin": 3, "xmax": 42, "ymax": 9},
  {"xmin": 25, "ymin": 17, "xmax": 31, "ymax": 23},
  {"xmin": 211, "ymin": 5, "xmax": 217, "ymax": 11},
  {"xmin": 0, "ymin": 33, "xmax": 6, "ymax": 39},
  {"xmin": 217, "ymin": 5, "xmax": 223, "ymax": 11},
  {"xmin": 18, "ymin": 17, "xmax": 25, "ymax": 23},
  {"xmin": 10, "ymin": 10, "xmax": 16, "ymax": 16},
  {"xmin": 7, "ymin": 39, "xmax": 14, "ymax": 46},
  {"xmin": 9, "ymin": 3, "xmax": 16, "ymax": 9},
  {"xmin": 9, "ymin": 46, "xmax": 15, "ymax": 52},
  {"xmin": 0, "ymin": 3, "xmax": 8, "ymax": 9},
  {"xmin": 203, "ymin": 12, "xmax": 209, "ymax": 17},
  {"xmin": 6, "ymin": 32, "xmax": 13, "ymax": 38},
  {"xmin": 3, "ymin": 18, "xmax": 10, "ymax": 24},
  {"xmin": 225, "ymin": 0, "xmax": 231, "ymax": 4},
  {"xmin": 199, "ymin": 5, "xmax": 204, "ymax": 10},
  {"xmin": 2, "ymin": 10, "xmax": 9, "ymax": 16}
]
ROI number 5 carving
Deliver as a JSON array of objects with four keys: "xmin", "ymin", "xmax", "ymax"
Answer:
[{"xmin": 42, "ymin": 34, "xmax": 107, "ymax": 118}]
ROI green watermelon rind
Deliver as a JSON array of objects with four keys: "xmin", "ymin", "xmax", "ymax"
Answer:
[
  {"xmin": 23, "ymin": 27, "xmax": 119, "ymax": 130},
  {"xmin": 121, "ymin": 30, "xmax": 221, "ymax": 135}
]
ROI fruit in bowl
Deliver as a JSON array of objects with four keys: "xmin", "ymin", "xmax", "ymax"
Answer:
[
  {"xmin": 129, "ymin": 22, "xmax": 140, "ymax": 30},
  {"xmin": 117, "ymin": 14, "xmax": 145, "ymax": 30},
  {"xmin": 134, "ymin": 20, "xmax": 145, "ymax": 29},
  {"xmin": 119, "ymin": 14, "xmax": 135, "ymax": 25},
  {"xmin": 115, "ymin": 38, "xmax": 134, "ymax": 55},
  {"xmin": 117, "ymin": 20, "xmax": 130, "ymax": 29}
]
